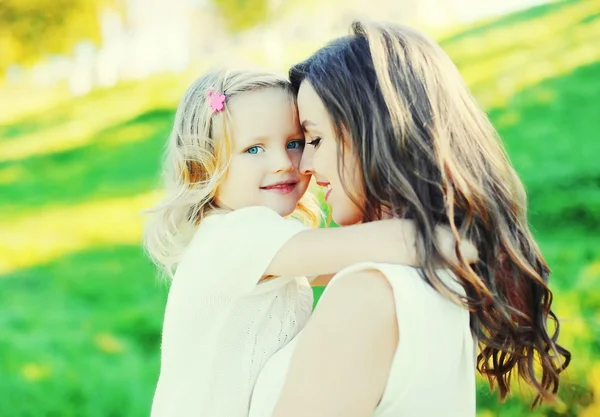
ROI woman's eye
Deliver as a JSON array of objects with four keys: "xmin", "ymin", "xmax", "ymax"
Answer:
[
  {"xmin": 246, "ymin": 145, "xmax": 265, "ymax": 154},
  {"xmin": 287, "ymin": 139, "xmax": 305, "ymax": 150},
  {"xmin": 307, "ymin": 137, "xmax": 321, "ymax": 147}
]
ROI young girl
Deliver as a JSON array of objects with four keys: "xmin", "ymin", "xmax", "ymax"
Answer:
[{"xmin": 143, "ymin": 68, "xmax": 475, "ymax": 417}]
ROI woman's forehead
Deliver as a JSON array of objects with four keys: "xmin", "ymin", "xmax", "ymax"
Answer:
[{"xmin": 297, "ymin": 82, "xmax": 330, "ymax": 133}]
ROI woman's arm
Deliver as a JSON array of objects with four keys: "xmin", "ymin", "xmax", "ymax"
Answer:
[
  {"xmin": 271, "ymin": 270, "xmax": 397, "ymax": 417},
  {"xmin": 265, "ymin": 219, "xmax": 476, "ymax": 277}
]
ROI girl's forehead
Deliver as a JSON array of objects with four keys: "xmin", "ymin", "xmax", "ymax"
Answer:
[{"xmin": 227, "ymin": 89, "xmax": 301, "ymax": 145}]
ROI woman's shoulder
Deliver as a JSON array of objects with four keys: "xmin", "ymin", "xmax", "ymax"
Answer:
[
  {"xmin": 318, "ymin": 268, "xmax": 397, "ymax": 320},
  {"xmin": 323, "ymin": 263, "xmax": 420, "ymax": 299},
  {"xmin": 313, "ymin": 267, "xmax": 399, "ymax": 353},
  {"xmin": 315, "ymin": 263, "xmax": 473, "ymax": 412},
  {"xmin": 326, "ymin": 262, "xmax": 464, "ymax": 303},
  {"xmin": 319, "ymin": 263, "xmax": 469, "ymax": 345}
]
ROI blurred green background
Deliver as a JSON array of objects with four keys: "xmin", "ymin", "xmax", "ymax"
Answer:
[{"xmin": 1, "ymin": 0, "xmax": 599, "ymax": 416}]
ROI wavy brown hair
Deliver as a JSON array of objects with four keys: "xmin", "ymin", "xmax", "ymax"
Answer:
[{"xmin": 290, "ymin": 21, "xmax": 570, "ymax": 406}]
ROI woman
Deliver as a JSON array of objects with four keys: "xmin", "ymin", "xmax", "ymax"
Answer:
[{"xmin": 249, "ymin": 21, "xmax": 570, "ymax": 416}]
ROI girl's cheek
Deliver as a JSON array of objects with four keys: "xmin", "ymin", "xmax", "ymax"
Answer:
[{"xmin": 289, "ymin": 150, "xmax": 302, "ymax": 168}]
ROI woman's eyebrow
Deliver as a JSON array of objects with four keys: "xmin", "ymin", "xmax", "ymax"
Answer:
[{"xmin": 301, "ymin": 120, "xmax": 317, "ymax": 131}]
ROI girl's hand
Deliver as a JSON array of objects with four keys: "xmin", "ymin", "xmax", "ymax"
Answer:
[{"xmin": 433, "ymin": 226, "xmax": 478, "ymax": 265}]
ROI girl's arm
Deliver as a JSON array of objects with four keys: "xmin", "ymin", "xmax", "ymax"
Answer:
[{"xmin": 265, "ymin": 219, "xmax": 475, "ymax": 278}]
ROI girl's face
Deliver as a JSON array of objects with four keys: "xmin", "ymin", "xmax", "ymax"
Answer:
[
  {"xmin": 214, "ymin": 87, "xmax": 311, "ymax": 216},
  {"xmin": 297, "ymin": 81, "xmax": 364, "ymax": 226}
]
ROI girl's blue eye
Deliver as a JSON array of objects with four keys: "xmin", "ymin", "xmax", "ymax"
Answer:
[
  {"xmin": 246, "ymin": 146, "xmax": 264, "ymax": 154},
  {"xmin": 287, "ymin": 140, "xmax": 304, "ymax": 150}
]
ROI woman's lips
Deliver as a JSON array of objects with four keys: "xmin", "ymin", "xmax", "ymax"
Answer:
[{"xmin": 316, "ymin": 181, "xmax": 332, "ymax": 201}]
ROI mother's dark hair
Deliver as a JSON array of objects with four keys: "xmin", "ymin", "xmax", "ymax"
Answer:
[{"xmin": 290, "ymin": 20, "xmax": 570, "ymax": 406}]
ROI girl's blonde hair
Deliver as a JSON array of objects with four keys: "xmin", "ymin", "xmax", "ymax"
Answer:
[{"xmin": 143, "ymin": 69, "xmax": 321, "ymax": 277}]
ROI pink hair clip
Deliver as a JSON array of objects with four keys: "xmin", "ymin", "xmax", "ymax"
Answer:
[{"xmin": 208, "ymin": 89, "xmax": 226, "ymax": 113}]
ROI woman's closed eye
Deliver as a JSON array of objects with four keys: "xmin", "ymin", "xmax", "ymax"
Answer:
[
  {"xmin": 307, "ymin": 137, "xmax": 321, "ymax": 148},
  {"xmin": 245, "ymin": 145, "xmax": 265, "ymax": 154}
]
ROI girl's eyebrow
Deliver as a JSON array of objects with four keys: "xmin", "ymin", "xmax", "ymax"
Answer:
[
  {"xmin": 242, "ymin": 135, "xmax": 269, "ymax": 144},
  {"xmin": 235, "ymin": 136, "xmax": 267, "ymax": 151}
]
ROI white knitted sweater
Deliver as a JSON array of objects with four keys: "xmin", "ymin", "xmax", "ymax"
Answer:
[{"xmin": 150, "ymin": 206, "xmax": 313, "ymax": 417}]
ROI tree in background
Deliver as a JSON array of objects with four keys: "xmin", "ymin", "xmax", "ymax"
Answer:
[
  {"xmin": 0, "ymin": 0, "xmax": 292, "ymax": 76},
  {"xmin": 210, "ymin": 0, "xmax": 302, "ymax": 68},
  {"xmin": 211, "ymin": 0, "xmax": 270, "ymax": 33},
  {"xmin": 0, "ymin": 0, "xmax": 116, "ymax": 75},
  {"xmin": 211, "ymin": 0, "xmax": 301, "ymax": 34}
]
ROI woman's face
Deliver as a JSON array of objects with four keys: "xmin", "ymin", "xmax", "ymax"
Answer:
[{"xmin": 297, "ymin": 81, "xmax": 364, "ymax": 226}]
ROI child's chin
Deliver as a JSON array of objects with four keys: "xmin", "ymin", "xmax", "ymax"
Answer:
[{"xmin": 268, "ymin": 202, "xmax": 297, "ymax": 218}]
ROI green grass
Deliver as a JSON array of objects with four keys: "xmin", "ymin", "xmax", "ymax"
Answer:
[
  {"xmin": 494, "ymin": 61, "xmax": 600, "ymax": 234},
  {"xmin": 0, "ymin": 108, "xmax": 173, "ymax": 216},
  {"xmin": 0, "ymin": 245, "xmax": 167, "ymax": 417},
  {"xmin": 1, "ymin": 1, "xmax": 600, "ymax": 415}
]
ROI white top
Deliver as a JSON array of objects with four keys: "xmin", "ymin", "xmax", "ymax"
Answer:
[
  {"xmin": 150, "ymin": 206, "xmax": 314, "ymax": 417},
  {"xmin": 250, "ymin": 263, "xmax": 477, "ymax": 417}
]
